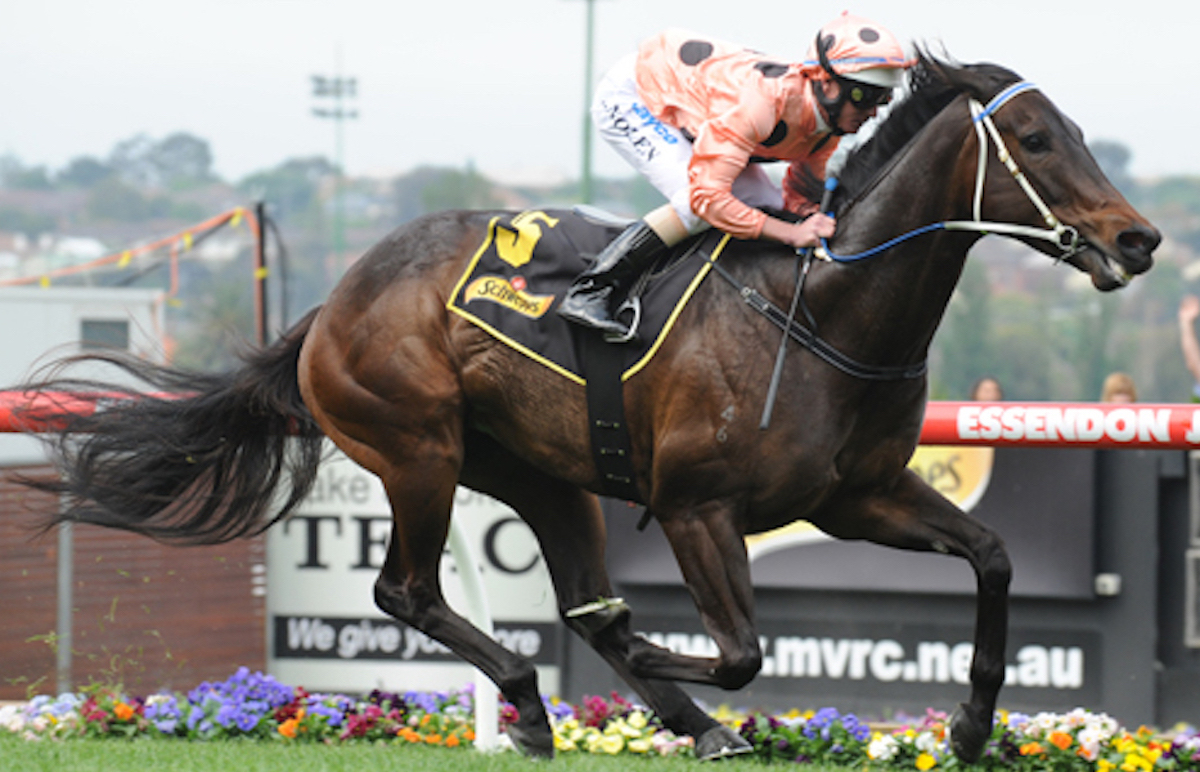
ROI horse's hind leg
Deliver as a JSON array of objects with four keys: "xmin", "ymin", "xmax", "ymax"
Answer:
[
  {"xmin": 459, "ymin": 432, "xmax": 749, "ymax": 759},
  {"xmin": 369, "ymin": 455, "xmax": 554, "ymax": 757},
  {"xmin": 813, "ymin": 469, "xmax": 1011, "ymax": 763}
]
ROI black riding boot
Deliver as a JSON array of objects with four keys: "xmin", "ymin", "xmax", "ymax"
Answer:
[{"xmin": 557, "ymin": 221, "xmax": 666, "ymax": 340}]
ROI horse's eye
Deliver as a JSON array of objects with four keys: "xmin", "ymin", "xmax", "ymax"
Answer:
[{"xmin": 1020, "ymin": 133, "xmax": 1049, "ymax": 153}]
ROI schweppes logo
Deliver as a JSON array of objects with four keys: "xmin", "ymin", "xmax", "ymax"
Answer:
[
  {"xmin": 463, "ymin": 275, "xmax": 555, "ymax": 319},
  {"xmin": 745, "ymin": 446, "xmax": 995, "ymax": 562}
]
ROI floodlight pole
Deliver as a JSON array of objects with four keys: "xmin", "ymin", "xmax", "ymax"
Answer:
[
  {"xmin": 569, "ymin": 0, "xmax": 601, "ymax": 204},
  {"xmin": 311, "ymin": 49, "xmax": 358, "ymax": 263}
]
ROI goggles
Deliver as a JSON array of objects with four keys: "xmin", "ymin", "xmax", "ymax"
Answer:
[{"xmin": 846, "ymin": 82, "xmax": 893, "ymax": 109}]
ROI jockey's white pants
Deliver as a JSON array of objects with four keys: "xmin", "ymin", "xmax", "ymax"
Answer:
[{"xmin": 591, "ymin": 54, "xmax": 783, "ymax": 235}]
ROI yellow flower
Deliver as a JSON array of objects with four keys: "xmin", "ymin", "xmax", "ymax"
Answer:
[
  {"xmin": 1098, "ymin": 759, "xmax": 1116, "ymax": 772},
  {"xmin": 627, "ymin": 710, "xmax": 648, "ymax": 730},
  {"xmin": 628, "ymin": 737, "xmax": 652, "ymax": 753},
  {"xmin": 554, "ymin": 735, "xmax": 578, "ymax": 752},
  {"xmin": 916, "ymin": 752, "xmax": 937, "ymax": 770},
  {"xmin": 599, "ymin": 733, "xmax": 625, "ymax": 754},
  {"xmin": 1121, "ymin": 753, "xmax": 1154, "ymax": 772}
]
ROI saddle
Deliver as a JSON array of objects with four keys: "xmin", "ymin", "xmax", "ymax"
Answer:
[
  {"xmin": 447, "ymin": 208, "xmax": 728, "ymax": 384},
  {"xmin": 448, "ymin": 209, "xmax": 731, "ymax": 502}
]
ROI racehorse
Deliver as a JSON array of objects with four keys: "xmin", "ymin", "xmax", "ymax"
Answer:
[{"xmin": 13, "ymin": 54, "xmax": 1158, "ymax": 761}]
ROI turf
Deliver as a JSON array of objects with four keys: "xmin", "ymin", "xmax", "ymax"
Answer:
[{"xmin": 0, "ymin": 733, "xmax": 826, "ymax": 772}]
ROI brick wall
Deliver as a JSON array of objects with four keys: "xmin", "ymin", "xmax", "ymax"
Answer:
[{"xmin": 0, "ymin": 466, "xmax": 265, "ymax": 699}]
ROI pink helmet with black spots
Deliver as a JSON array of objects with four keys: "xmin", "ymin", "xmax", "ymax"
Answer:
[{"xmin": 803, "ymin": 12, "xmax": 910, "ymax": 89}]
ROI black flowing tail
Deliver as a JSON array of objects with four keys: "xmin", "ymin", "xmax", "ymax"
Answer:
[{"xmin": 15, "ymin": 307, "xmax": 326, "ymax": 545}]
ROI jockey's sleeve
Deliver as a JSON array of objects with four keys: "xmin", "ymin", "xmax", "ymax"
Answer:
[
  {"xmin": 782, "ymin": 141, "xmax": 839, "ymax": 216},
  {"xmin": 686, "ymin": 97, "xmax": 781, "ymax": 239}
]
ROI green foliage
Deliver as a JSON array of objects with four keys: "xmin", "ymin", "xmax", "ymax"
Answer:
[
  {"xmin": 238, "ymin": 157, "xmax": 336, "ymax": 219},
  {"xmin": 85, "ymin": 178, "xmax": 172, "ymax": 221},
  {"xmin": 108, "ymin": 132, "xmax": 215, "ymax": 190},
  {"xmin": 57, "ymin": 156, "xmax": 115, "ymax": 188},
  {"xmin": 0, "ymin": 207, "xmax": 57, "ymax": 236},
  {"xmin": 419, "ymin": 165, "xmax": 504, "ymax": 213},
  {"xmin": 938, "ymin": 259, "xmax": 994, "ymax": 399}
]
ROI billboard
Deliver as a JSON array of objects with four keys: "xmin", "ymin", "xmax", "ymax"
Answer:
[
  {"xmin": 605, "ymin": 447, "xmax": 1096, "ymax": 598},
  {"xmin": 267, "ymin": 445, "xmax": 561, "ymax": 693}
]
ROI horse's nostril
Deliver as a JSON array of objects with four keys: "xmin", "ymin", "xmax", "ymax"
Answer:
[{"xmin": 1117, "ymin": 225, "xmax": 1161, "ymax": 257}]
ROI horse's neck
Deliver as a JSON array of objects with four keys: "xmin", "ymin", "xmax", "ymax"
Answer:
[{"xmin": 816, "ymin": 104, "xmax": 981, "ymax": 363}]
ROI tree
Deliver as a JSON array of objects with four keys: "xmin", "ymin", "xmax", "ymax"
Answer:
[
  {"xmin": 933, "ymin": 258, "xmax": 994, "ymax": 398},
  {"xmin": 150, "ymin": 132, "xmax": 215, "ymax": 188},
  {"xmin": 0, "ymin": 155, "xmax": 53, "ymax": 190},
  {"xmin": 238, "ymin": 157, "xmax": 336, "ymax": 219},
  {"xmin": 419, "ymin": 165, "xmax": 503, "ymax": 213},
  {"xmin": 1089, "ymin": 140, "xmax": 1134, "ymax": 196},
  {"xmin": 108, "ymin": 132, "xmax": 215, "ymax": 189},
  {"xmin": 57, "ymin": 156, "xmax": 114, "ymax": 188}
]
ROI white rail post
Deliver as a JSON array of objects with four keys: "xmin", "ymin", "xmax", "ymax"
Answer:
[{"xmin": 445, "ymin": 514, "xmax": 500, "ymax": 752}]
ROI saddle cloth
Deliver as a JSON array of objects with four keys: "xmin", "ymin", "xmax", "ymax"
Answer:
[{"xmin": 447, "ymin": 209, "xmax": 730, "ymax": 384}]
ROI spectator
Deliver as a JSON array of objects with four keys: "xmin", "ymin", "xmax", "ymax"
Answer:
[
  {"xmin": 970, "ymin": 377, "xmax": 1003, "ymax": 401},
  {"xmin": 1100, "ymin": 372, "xmax": 1138, "ymax": 403},
  {"xmin": 1179, "ymin": 295, "xmax": 1200, "ymax": 402}
]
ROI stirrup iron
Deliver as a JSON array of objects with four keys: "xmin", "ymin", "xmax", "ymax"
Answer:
[{"xmin": 605, "ymin": 297, "xmax": 642, "ymax": 344}]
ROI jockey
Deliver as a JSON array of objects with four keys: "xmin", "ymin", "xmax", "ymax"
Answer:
[{"xmin": 559, "ymin": 12, "xmax": 911, "ymax": 340}]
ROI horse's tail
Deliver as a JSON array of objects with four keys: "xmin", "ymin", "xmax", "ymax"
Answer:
[{"xmin": 16, "ymin": 307, "xmax": 327, "ymax": 545}]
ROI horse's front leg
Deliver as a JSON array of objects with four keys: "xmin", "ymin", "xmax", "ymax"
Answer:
[
  {"xmin": 631, "ymin": 499, "xmax": 763, "ymax": 689},
  {"xmin": 813, "ymin": 469, "xmax": 1011, "ymax": 764}
]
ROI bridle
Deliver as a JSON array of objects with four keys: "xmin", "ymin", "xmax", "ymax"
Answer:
[{"xmin": 815, "ymin": 80, "xmax": 1088, "ymax": 263}]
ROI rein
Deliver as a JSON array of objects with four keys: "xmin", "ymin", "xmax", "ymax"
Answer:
[
  {"xmin": 815, "ymin": 81, "xmax": 1085, "ymax": 263},
  {"xmin": 705, "ymin": 254, "xmax": 928, "ymax": 381}
]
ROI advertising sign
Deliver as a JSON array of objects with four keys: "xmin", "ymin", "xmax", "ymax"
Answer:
[
  {"xmin": 606, "ymin": 447, "xmax": 1095, "ymax": 598},
  {"xmin": 267, "ymin": 445, "xmax": 561, "ymax": 693}
]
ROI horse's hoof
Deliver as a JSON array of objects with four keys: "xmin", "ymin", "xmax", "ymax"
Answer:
[
  {"xmin": 696, "ymin": 725, "xmax": 753, "ymax": 761},
  {"xmin": 948, "ymin": 703, "xmax": 990, "ymax": 763},
  {"xmin": 506, "ymin": 724, "xmax": 555, "ymax": 760}
]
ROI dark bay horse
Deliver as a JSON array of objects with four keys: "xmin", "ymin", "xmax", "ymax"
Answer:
[{"xmin": 14, "ymin": 55, "xmax": 1158, "ymax": 761}]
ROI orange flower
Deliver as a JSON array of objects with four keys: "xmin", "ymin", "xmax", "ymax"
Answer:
[
  {"xmin": 424, "ymin": 733, "xmax": 443, "ymax": 745},
  {"xmin": 1020, "ymin": 742, "xmax": 1046, "ymax": 756},
  {"xmin": 464, "ymin": 729, "xmax": 476, "ymax": 742},
  {"xmin": 1049, "ymin": 732, "xmax": 1073, "ymax": 750},
  {"xmin": 399, "ymin": 727, "xmax": 421, "ymax": 743},
  {"xmin": 113, "ymin": 702, "xmax": 134, "ymax": 721},
  {"xmin": 421, "ymin": 714, "xmax": 432, "ymax": 726},
  {"xmin": 445, "ymin": 734, "xmax": 460, "ymax": 748},
  {"xmin": 278, "ymin": 718, "xmax": 299, "ymax": 739}
]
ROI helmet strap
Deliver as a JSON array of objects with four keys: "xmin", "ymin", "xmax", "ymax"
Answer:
[{"xmin": 813, "ymin": 32, "xmax": 851, "ymax": 136}]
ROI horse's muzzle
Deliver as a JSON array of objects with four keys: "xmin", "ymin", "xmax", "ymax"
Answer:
[{"xmin": 1116, "ymin": 222, "xmax": 1160, "ymax": 272}]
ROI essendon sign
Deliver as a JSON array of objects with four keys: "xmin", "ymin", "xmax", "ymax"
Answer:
[{"xmin": 922, "ymin": 402, "xmax": 1200, "ymax": 449}]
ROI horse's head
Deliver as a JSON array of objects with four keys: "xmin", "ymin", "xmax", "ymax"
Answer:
[{"xmin": 937, "ymin": 58, "xmax": 1160, "ymax": 290}]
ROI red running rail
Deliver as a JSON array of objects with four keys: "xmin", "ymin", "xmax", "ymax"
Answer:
[{"xmin": 1, "ymin": 393, "xmax": 1198, "ymax": 450}]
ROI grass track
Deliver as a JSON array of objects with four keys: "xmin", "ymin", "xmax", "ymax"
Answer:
[{"xmin": 0, "ymin": 734, "xmax": 847, "ymax": 772}]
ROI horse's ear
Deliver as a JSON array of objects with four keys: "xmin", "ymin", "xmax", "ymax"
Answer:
[{"xmin": 917, "ymin": 46, "xmax": 1024, "ymax": 104}]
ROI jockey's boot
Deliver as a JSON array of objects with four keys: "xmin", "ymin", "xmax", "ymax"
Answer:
[{"xmin": 557, "ymin": 221, "xmax": 666, "ymax": 340}]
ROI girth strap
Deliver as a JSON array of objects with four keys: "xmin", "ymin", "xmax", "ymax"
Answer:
[{"xmin": 573, "ymin": 327, "xmax": 643, "ymax": 502}]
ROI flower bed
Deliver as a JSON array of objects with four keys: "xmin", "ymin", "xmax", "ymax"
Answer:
[{"xmin": 2, "ymin": 667, "xmax": 1197, "ymax": 770}]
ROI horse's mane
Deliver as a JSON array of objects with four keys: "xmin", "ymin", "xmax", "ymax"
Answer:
[{"xmin": 787, "ymin": 50, "xmax": 1024, "ymax": 215}]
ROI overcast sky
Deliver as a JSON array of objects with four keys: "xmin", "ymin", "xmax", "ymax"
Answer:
[{"xmin": 2, "ymin": 0, "xmax": 1194, "ymax": 185}]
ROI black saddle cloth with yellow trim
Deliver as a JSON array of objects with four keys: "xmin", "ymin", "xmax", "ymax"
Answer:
[{"xmin": 447, "ymin": 209, "xmax": 729, "ymax": 384}]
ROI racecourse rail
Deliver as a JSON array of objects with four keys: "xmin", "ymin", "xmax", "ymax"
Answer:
[{"xmin": 3, "ymin": 392, "xmax": 1200, "ymax": 449}]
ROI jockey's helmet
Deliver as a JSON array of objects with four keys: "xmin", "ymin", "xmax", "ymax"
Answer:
[{"xmin": 803, "ymin": 12, "xmax": 910, "ymax": 129}]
